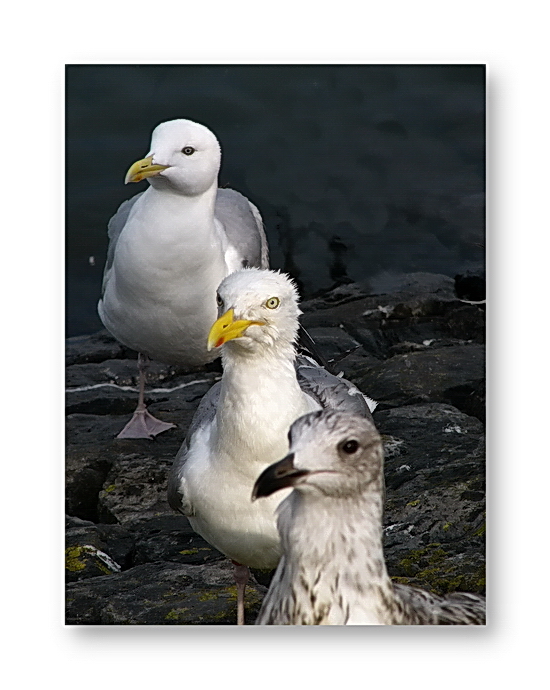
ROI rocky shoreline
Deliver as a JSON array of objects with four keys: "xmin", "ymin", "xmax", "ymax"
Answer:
[{"xmin": 65, "ymin": 272, "xmax": 485, "ymax": 625}]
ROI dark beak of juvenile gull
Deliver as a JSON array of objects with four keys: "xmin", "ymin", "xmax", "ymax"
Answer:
[{"xmin": 252, "ymin": 453, "xmax": 310, "ymax": 500}]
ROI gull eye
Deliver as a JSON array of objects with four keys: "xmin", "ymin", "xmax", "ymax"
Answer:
[
  {"xmin": 216, "ymin": 293, "xmax": 223, "ymax": 307},
  {"xmin": 182, "ymin": 146, "xmax": 195, "ymax": 155},
  {"xmin": 265, "ymin": 297, "xmax": 280, "ymax": 310},
  {"xmin": 340, "ymin": 439, "xmax": 359, "ymax": 455}
]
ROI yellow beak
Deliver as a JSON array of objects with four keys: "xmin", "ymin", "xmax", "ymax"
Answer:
[
  {"xmin": 207, "ymin": 309, "xmax": 263, "ymax": 351},
  {"xmin": 124, "ymin": 156, "xmax": 170, "ymax": 184}
]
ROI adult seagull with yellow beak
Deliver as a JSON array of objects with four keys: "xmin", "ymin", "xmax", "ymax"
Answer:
[
  {"xmin": 98, "ymin": 119, "xmax": 269, "ymax": 439},
  {"xmin": 167, "ymin": 268, "xmax": 377, "ymax": 624}
]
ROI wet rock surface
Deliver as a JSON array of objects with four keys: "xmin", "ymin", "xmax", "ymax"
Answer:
[{"xmin": 65, "ymin": 272, "xmax": 485, "ymax": 625}]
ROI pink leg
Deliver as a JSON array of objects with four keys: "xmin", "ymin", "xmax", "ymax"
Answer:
[
  {"xmin": 116, "ymin": 354, "xmax": 176, "ymax": 439},
  {"xmin": 232, "ymin": 561, "xmax": 250, "ymax": 625}
]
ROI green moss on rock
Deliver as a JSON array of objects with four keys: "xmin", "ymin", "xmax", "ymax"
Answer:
[
  {"xmin": 165, "ymin": 608, "xmax": 189, "ymax": 621},
  {"xmin": 197, "ymin": 590, "xmax": 220, "ymax": 602},
  {"xmin": 225, "ymin": 585, "xmax": 263, "ymax": 607},
  {"xmin": 65, "ymin": 546, "xmax": 86, "ymax": 572},
  {"xmin": 396, "ymin": 542, "xmax": 485, "ymax": 595},
  {"xmin": 179, "ymin": 547, "xmax": 211, "ymax": 556},
  {"xmin": 473, "ymin": 523, "xmax": 486, "ymax": 537}
]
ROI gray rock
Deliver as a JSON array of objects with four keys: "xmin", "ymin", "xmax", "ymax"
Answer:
[
  {"xmin": 376, "ymin": 404, "xmax": 485, "ymax": 594},
  {"xmin": 65, "ymin": 516, "xmax": 135, "ymax": 582},
  {"xmin": 131, "ymin": 514, "xmax": 224, "ymax": 567},
  {"xmin": 355, "ymin": 343, "xmax": 485, "ymax": 414},
  {"xmin": 65, "ymin": 273, "xmax": 486, "ymax": 624},
  {"xmin": 66, "ymin": 359, "xmax": 190, "ymax": 388},
  {"xmin": 66, "ymin": 329, "xmax": 133, "ymax": 366},
  {"xmin": 306, "ymin": 326, "xmax": 366, "ymax": 364},
  {"xmin": 66, "ymin": 446, "xmax": 116, "ymax": 521},
  {"xmin": 444, "ymin": 303, "xmax": 485, "ymax": 343},
  {"xmin": 97, "ymin": 453, "xmax": 176, "ymax": 528},
  {"xmin": 66, "ymin": 561, "xmax": 265, "ymax": 625},
  {"xmin": 66, "ymin": 369, "xmax": 220, "ymax": 417}
]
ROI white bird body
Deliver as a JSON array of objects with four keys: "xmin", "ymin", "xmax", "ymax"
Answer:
[
  {"xmin": 99, "ymin": 186, "xmax": 231, "ymax": 365},
  {"xmin": 168, "ymin": 269, "xmax": 376, "ymax": 619},
  {"xmin": 97, "ymin": 119, "xmax": 268, "ymax": 437},
  {"xmin": 182, "ymin": 351, "xmax": 319, "ymax": 568}
]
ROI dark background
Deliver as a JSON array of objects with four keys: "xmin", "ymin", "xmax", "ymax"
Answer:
[{"xmin": 66, "ymin": 64, "xmax": 485, "ymax": 337}]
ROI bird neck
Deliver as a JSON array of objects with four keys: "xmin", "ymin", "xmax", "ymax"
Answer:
[
  {"xmin": 136, "ymin": 184, "xmax": 219, "ymax": 245},
  {"xmin": 213, "ymin": 346, "xmax": 310, "ymax": 466},
  {"xmin": 278, "ymin": 486, "xmax": 398, "ymax": 623},
  {"xmin": 117, "ymin": 184, "xmax": 225, "ymax": 280},
  {"xmin": 281, "ymin": 488, "xmax": 387, "ymax": 566}
]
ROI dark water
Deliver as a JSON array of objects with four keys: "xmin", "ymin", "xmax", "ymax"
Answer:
[{"xmin": 66, "ymin": 64, "xmax": 485, "ymax": 337}]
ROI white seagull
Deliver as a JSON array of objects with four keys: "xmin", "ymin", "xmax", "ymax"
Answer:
[
  {"xmin": 98, "ymin": 119, "xmax": 269, "ymax": 439},
  {"xmin": 253, "ymin": 409, "xmax": 486, "ymax": 625},
  {"xmin": 167, "ymin": 268, "xmax": 376, "ymax": 624}
]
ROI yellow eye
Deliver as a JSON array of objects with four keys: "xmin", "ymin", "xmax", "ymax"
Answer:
[{"xmin": 265, "ymin": 297, "xmax": 280, "ymax": 310}]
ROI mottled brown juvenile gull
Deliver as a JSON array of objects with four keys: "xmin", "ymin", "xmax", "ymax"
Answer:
[
  {"xmin": 167, "ymin": 268, "xmax": 376, "ymax": 624},
  {"xmin": 253, "ymin": 409, "xmax": 486, "ymax": 625},
  {"xmin": 98, "ymin": 119, "xmax": 268, "ymax": 439}
]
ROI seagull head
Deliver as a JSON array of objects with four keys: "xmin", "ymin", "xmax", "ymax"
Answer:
[
  {"xmin": 207, "ymin": 269, "xmax": 301, "ymax": 357},
  {"xmin": 252, "ymin": 409, "xmax": 383, "ymax": 500},
  {"xmin": 124, "ymin": 119, "xmax": 221, "ymax": 195}
]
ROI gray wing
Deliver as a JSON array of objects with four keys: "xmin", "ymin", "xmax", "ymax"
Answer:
[
  {"xmin": 185, "ymin": 380, "xmax": 221, "ymax": 442},
  {"xmin": 296, "ymin": 355, "xmax": 377, "ymax": 421},
  {"xmin": 215, "ymin": 188, "xmax": 269, "ymax": 268},
  {"xmin": 101, "ymin": 192, "xmax": 145, "ymax": 295},
  {"xmin": 296, "ymin": 357, "xmax": 381, "ymax": 503},
  {"xmin": 167, "ymin": 381, "xmax": 221, "ymax": 515},
  {"xmin": 394, "ymin": 584, "xmax": 486, "ymax": 625}
]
